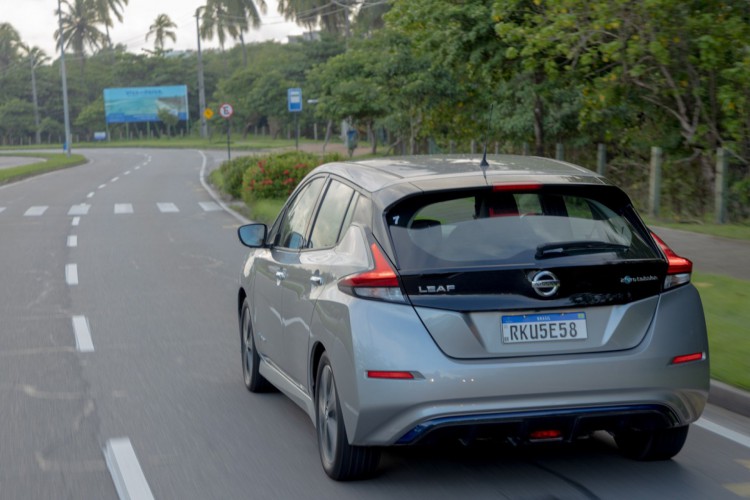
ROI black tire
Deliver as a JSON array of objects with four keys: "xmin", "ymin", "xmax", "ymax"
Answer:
[
  {"xmin": 240, "ymin": 299, "xmax": 273, "ymax": 393},
  {"xmin": 615, "ymin": 425, "xmax": 689, "ymax": 461},
  {"xmin": 315, "ymin": 353, "xmax": 380, "ymax": 481}
]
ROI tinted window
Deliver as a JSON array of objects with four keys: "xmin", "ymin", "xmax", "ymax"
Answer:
[
  {"xmin": 276, "ymin": 177, "xmax": 325, "ymax": 250},
  {"xmin": 309, "ymin": 180, "xmax": 355, "ymax": 249},
  {"xmin": 387, "ymin": 187, "xmax": 659, "ymax": 270}
]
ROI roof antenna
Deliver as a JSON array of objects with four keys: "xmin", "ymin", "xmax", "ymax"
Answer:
[{"xmin": 480, "ymin": 104, "xmax": 494, "ymax": 178}]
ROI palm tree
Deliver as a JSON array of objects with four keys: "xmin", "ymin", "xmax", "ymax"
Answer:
[
  {"xmin": 146, "ymin": 14, "xmax": 177, "ymax": 56},
  {"xmin": 277, "ymin": 0, "xmax": 354, "ymax": 35},
  {"xmin": 19, "ymin": 44, "xmax": 50, "ymax": 145},
  {"xmin": 92, "ymin": 0, "xmax": 129, "ymax": 47},
  {"xmin": 200, "ymin": 0, "xmax": 266, "ymax": 66},
  {"xmin": 55, "ymin": 0, "xmax": 107, "ymax": 68},
  {"xmin": 226, "ymin": 0, "xmax": 266, "ymax": 66},
  {"xmin": 0, "ymin": 22, "xmax": 21, "ymax": 71}
]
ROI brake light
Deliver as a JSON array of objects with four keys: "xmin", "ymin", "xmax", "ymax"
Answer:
[
  {"xmin": 492, "ymin": 182, "xmax": 542, "ymax": 192},
  {"xmin": 672, "ymin": 352, "xmax": 705, "ymax": 365},
  {"xmin": 529, "ymin": 430, "xmax": 563, "ymax": 441},
  {"xmin": 338, "ymin": 243, "xmax": 406, "ymax": 303},
  {"xmin": 651, "ymin": 232, "xmax": 692, "ymax": 289}
]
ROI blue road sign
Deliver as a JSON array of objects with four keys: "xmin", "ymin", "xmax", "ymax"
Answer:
[{"xmin": 288, "ymin": 88, "xmax": 303, "ymax": 112}]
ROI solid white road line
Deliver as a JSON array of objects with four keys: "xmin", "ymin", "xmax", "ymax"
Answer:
[
  {"xmin": 71, "ymin": 315, "xmax": 94, "ymax": 352},
  {"xmin": 24, "ymin": 206, "xmax": 48, "ymax": 216},
  {"xmin": 114, "ymin": 204, "xmax": 134, "ymax": 214},
  {"xmin": 104, "ymin": 438, "xmax": 155, "ymax": 500},
  {"xmin": 65, "ymin": 264, "xmax": 79, "ymax": 286},
  {"xmin": 696, "ymin": 418, "xmax": 750, "ymax": 450},
  {"xmin": 72, "ymin": 216, "xmax": 80, "ymax": 226},
  {"xmin": 67, "ymin": 235, "xmax": 78, "ymax": 248}
]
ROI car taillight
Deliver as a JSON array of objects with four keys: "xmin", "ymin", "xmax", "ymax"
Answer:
[
  {"xmin": 651, "ymin": 232, "xmax": 692, "ymax": 289},
  {"xmin": 338, "ymin": 242, "xmax": 406, "ymax": 303}
]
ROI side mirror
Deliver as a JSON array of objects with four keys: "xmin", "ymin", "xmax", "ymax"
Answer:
[{"xmin": 238, "ymin": 224, "xmax": 267, "ymax": 248}]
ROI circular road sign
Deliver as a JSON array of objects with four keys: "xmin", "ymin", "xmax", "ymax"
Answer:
[
  {"xmin": 204, "ymin": 108, "xmax": 214, "ymax": 120},
  {"xmin": 219, "ymin": 103, "xmax": 234, "ymax": 119}
]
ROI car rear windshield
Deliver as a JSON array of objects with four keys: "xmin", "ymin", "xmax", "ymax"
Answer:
[{"xmin": 386, "ymin": 186, "xmax": 660, "ymax": 271}]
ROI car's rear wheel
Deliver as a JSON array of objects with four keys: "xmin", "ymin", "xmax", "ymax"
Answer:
[
  {"xmin": 615, "ymin": 425, "xmax": 689, "ymax": 460},
  {"xmin": 240, "ymin": 299, "xmax": 272, "ymax": 393},
  {"xmin": 315, "ymin": 353, "xmax": 380, "ymax": 481}
]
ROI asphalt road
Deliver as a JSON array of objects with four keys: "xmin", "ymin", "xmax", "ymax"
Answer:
[{"xmin": 0, "ymin": 148, "xmax": 749, "ymax": 499}]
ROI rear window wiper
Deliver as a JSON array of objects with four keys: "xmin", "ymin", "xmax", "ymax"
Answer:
[{"xmin": 536, "ymin": 241, "xmax": 629, "ymax": 259}]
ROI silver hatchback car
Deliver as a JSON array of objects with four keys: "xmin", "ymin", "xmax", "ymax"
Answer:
[{"xmin": 237, "ymin": 155, "xmax": 709, "ymax": 480}]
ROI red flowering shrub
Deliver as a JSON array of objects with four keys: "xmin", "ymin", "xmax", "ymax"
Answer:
[{"xmin": 242, "ymin": 151, "xmax": 343, "ymax": 203}]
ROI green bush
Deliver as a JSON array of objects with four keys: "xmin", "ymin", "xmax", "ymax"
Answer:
[
  {"xmin": 217, "ymin": 156, "xmax": 256, "ymax": 199},
  {"xmin": 242, "ymin": 151, "xmax": 343, "ymax": 204}
]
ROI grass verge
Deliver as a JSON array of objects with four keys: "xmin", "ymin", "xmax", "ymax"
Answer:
[
  {"xmin": 644, "ymin": 217, "xmax": 750, "ymax": 242},
  {"xmin": 0, "ymin": 153, "xmax": 87, "ymax": 184},
  {"xmin": 693, "ymin": 272, "xmax": 750, "ymax": 391}
]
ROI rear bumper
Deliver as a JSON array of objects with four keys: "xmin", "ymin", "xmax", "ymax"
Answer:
[{"xmin": 338, "ymin": 285, "xmax": 709, "ymax": 446}]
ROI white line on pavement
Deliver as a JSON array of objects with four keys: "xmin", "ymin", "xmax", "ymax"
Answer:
[
  {"xmin": 157, "ymin": 203, "xmax": 179, "ymax": 213},
  {"xmin": 72, "ymin": 217, "xmax": 80, "ymax": 226},
  {"xmin": 99, "ymin": 184, "xmax": 107, "ymax": 189},
  {"xmin": 695, "ymin": 418, "xmax": 750, "ymax": 449},
  {"xmin": 65, "ymin": 264, "xmax": 79, "ymax": 286},
  {"xmin": 67, "ymin": 235, "xmax": 78, "ymax": 248},
  {"xmin": 111, "ymin": 176, "xmax": 119, "ymax": 182},
  {"xmin": 104, "ymin": 438, "xmax": 155, "ymax": 500},
  {"xmin": 87, "ymin": 192, "xmax": 95, "ymax": 198},
  {"xmin": 71, "ymin": 315, "xmax": 94, "ymax": 352},
  {"xmin": 114, "ymin": 204, "xmax": 133, "ymax": 214},
  {"xmin": 24, "ymin": 206, "xmax": 48, "ymax": 216}
]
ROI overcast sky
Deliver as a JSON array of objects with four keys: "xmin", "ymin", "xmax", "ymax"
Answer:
[{"xmin": 2, "ymin": 0, "xmax": 304, "ymax": 57}]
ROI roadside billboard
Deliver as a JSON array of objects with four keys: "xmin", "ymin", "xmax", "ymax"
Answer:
[{"xmin": 103, "ymin": 85, "xmax": 189, "ymax": 124}]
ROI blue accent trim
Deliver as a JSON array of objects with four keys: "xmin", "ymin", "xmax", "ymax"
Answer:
[{"xmin": 396, "ymin": 404, "xmax": 674, "ymax": 445}]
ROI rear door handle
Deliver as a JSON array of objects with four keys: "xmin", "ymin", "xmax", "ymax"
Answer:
[
  {"xmin": 275, "ymin": 270, "xmax": 287, "ymax": 282},
  {"xmin": 310, "ymin": 276, "xmax": 323, "ymax": 286}
]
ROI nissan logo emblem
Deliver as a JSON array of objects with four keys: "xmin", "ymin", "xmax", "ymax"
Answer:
[{"xmin": 530, "ymin": 270, "xmax": 560, "ymax": 297}]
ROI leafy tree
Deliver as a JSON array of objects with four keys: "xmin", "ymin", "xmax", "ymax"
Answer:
[
  {"xmin": 146, "ymin": 14, "xmax": 177, "ymax": 55},
  {"xmin": 0, "ymin": 99, "xmax": 36, "ymax": 144},
  {"xmin": 157, "ymin": 107, "xmax": 179, "ymax": 136},
  {"xmin": 277, "ymin": 0, "xmax": 356, "ymax": 35}
]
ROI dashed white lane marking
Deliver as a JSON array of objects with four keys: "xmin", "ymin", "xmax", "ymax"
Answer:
[
  {"xmin": 111, "ymin": 176, "xmax": 119, "ymax": 182},
  {"xmin": 65, "ymin": 264, "xmax": 79, "ymax": 285},
  {"xmin": 135, "ymin": 166, "xmax": 141, "ymax": 170},
  {"xmin": 24, "ymin": 206, "xmax": 48, "ymax": 216},
  {"xmin": 104, "ymin": 438, "xmax": 155, "ymax": 500},
  {"xmin": 72, "ymin": 217, "xmax": 80, "ymax": 226},
  {"xmin": 199, "ymin": 201, "xmax": 221, "ymax": 212},
  {"xmin": 87, "ymin": 192, "xmax": 95, "ymax": 198},
  {"xmin": 157, "ymin": 203, "xmax": 179, "ymax": 213},
  {"xmin": 0, "ymin": 207, "xmax": 5, "ymax": 214},
  {"xmin": 72, "ymin": 315, "xmax": 94, "ymax": 352},
  {"xmin": 67, "ymin": 235, "xmax": 78, "ymax": 248},
  {"xmin": 68, "ymin": 204, "xmax": 90, "ymax": 216},
  {"xmin": 124, "ymin": 171, "xmax": 131, "ymax": 175},
  {"xmin": 114, "ymin": 204, "xmax": 133, "ymax": 214},
  {"xmin": 98, "ymin": 184, "xmax": 107, "ymax": 189},
  {"xmin": 696, "ymin": 418, "xmax": 750, "ymax": 450}
]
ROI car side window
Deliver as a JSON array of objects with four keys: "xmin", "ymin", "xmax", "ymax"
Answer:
[
  {"xmin": 276, "ymin": 177, "xmax": 325, "ymax": 250},
  {"xmin": 308, "ymin": 180, "xmax": 355, "ymax": 249}
]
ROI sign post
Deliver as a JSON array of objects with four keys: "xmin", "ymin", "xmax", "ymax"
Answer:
[
  {"xmin": 219, "ymin": 103, "xmax": 234, "ymax": 161},
  {"xmin": 287, "ymin": 88, "xmax": 302, "ymax": 150}
]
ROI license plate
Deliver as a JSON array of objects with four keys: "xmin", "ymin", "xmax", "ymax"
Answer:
[{"xmin": 502, "ymin": 312, "xmax": 587, "ymax": 344}]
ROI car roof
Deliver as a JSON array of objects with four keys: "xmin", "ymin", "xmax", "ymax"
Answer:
[{"xmin": 311, "ymin": 155, "xmax": 611, "ymax": 207}]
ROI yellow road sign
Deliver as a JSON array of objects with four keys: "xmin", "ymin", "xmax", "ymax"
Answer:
[{"xmin": 204, "ymin": 108, "xmax": 214, "ymax": 120}]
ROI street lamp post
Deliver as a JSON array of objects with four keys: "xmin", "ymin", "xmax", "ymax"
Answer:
[
  {"xmin": 57, "ymin": 0, "xmax": 72, "ymax": 155},
  {"xmin": 195, "ymin": 7, "xmax": 208, "ymax": 139}
]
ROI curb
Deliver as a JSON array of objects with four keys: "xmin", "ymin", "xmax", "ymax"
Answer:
[{"xmin": 709, "ymin": 380, "xmax": 750, "ymax": 418}]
